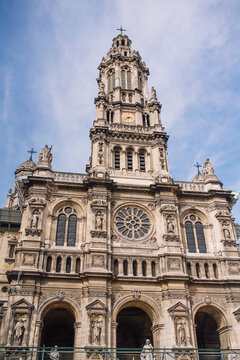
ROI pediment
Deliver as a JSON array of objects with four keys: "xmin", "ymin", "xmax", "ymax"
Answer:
[
  {"xmin": 168, "ymin": 302, "xmax": 189, "ymax": 315},
  {"xmin": 11, "ymin": 298, "xmax": 34, "ymax": 311},
  {"xmin": 86, "ymin": 299, "xmax": 107, "ymax": 311}
]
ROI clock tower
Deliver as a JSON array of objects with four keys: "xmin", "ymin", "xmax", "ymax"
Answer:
[{"xmin": 88, "ymin": 32, "xmax": 171, "ymax": 184}]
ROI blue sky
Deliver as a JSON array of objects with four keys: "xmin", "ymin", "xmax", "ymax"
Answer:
[{"xmin": 0, "ymin": 0, "xmax": 240, "ymax": 221}]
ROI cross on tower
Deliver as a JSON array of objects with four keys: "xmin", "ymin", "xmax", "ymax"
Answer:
[
  {"xmin": 194, "ymin": 162, "xmax": 202, "ymax": 174},
  {"xmin": 116, "ymin": 26, "xmax": 126, "ymax": 35},
  {"xmin": 28, "ymin": 148, "xmax": 37, "ymax": 161}
]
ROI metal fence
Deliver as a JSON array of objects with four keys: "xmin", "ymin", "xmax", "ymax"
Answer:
[{"xmin": 0, "ymin": 347, "xmax": 239, "ymax": 360}]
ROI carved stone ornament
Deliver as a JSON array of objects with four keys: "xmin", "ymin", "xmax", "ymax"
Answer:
[
  {"xmin": 22, "ymin": 253, "xmax": 37, "ymax": 266},
  {"xmin": 222, "ymin": 220, "xmax": 231, "ymax": 240},
  {"xmin": 91, "ymin": 255, "xmax": 105, "ymax": 267},
  {"xmin": 38, "ymin": 144, "xmax": 52, "ymax": 167},
  {"xmin": 86, "ymin": 300, "xmax": 107, "ymax": 346},
  {"xmin": 90, "ymin": 230, "xmax": 107, "ymax": 238},
  {"xmin": 132, "ymin": 290, "xmax": 141, "ymax": 299},
  {"xmin": 164, "ymin": 234, "xmax": 180, "ymax": 242},
  {"xmin": 202, "ymin": 158, "xmax": 215, "ymax": 176},
  {"xmin": 25, "ymin": 228, "xmax": 42, "ymax": 236},
  {"xmin": 168, "ymin": 258, "xmax": 181, "ymax": 271},
  {"xmin": 160, "ymin": 204, "xmax": 176, "ymax": 213},
  {"xmin": 39, "ymin": 291, "xmax": 81, "ymax": 306},
  {"xmin": 233, "ymin": 308, "xmax": 240, "ymax": 322},
  {"xmin": 221, "ymin": 239, "xmax": 238, "ymax": 248},
  {"xmin": 228, "ymin": 262, "xmax": 240, "ymax": 275},
  {"xmin": 166, "ymin": 215, "xmax": 175, "ymax": 234}
]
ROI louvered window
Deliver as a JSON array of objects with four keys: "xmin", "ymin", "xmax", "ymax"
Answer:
[
  {"xmin": 114, "ymin": 150, "xmax": 120, "ymax": 170},
  {"xmin": 66, "ymin": 257, "xmax": 71, "ymax": 273},
  {"xmin": 127, "ymin": 152, "xmax": 133, "ymax": 171},
  {"xmin": 139, "ymin": 153, "xmax": 146, "ymax": 172}
]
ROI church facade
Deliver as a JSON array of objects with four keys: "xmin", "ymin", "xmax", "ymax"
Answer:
[{"xmin": 0, "ymin": 33, "xmax": 240, "ymax": 355}]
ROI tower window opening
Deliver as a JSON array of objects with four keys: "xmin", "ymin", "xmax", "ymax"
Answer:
[
  {"xmin": 213, "ymin": 263, "xmax": 218, "ymax": 279},
  {"xmin": 151, "ymin": 261, "xmax": 156, "ymax": 276},
  {"xmin": 187, "ymin": 262, "xmax": 192, "ymax": 276},
  {"xmin": 111, "ymin": 111, "xmax": 114, "ymax": 123},
  {"xmin": 146, "ymin": 114, "xmax": 150, "ymax": 127},
  {"xmin": 108, "ymin": 71, "xmax": 115, "ymax": 92},
  {"xmin": 138, "ymin": 73, "xmax": 143, "ymax": 90},
  {"xmin": 9, "ymin": 245, "xmax": 15, "ymax": 258},
  {"xmin": 123, "ymin": 260, "xmax": 128, "ymax": 275},
  {"xmin": 56, "ymin": 257, "xmax": 62, "ymax": 273},
  {"xmin": 142, "ymin": 114, "xmax": 146, "ymax": 127},
  {"xmin": 114, "ymin": 150, "xmax": 120, "ymax": 170},
  {"xmin": 142, "ymin": 261, "xmax": 146, "ymax": 276},
  {"xmin": 116, "ymin": 40, "xmax": 119, "ymax": 46},
  {"xmin": 122, "ymin": 92, "xmax": 126, "ymax": 102},
  {"xmin": 76, "ymin": 258, "xmax": 80, "ymax": 273},
  {"xmin": 114, "ymin": 259, "xmax": 119, "ymax": 276},
  {"xmin": 127, "ymin": 70, "xmax": 131, "ymax": 89},
  {"xmin": 121, "ymin": 70, "xmax": 126, "ymax": 88},
  {"xmin": 133, "ymin": 260, "xmax": 138, "ymax": 276},
  {"xmin": 196, "ymin": 263, "xmax": 200, "ymax": 278},
  {"xmin": 129, "ymin": 94, "xmax": 132, "ymax": 103},
  {"xmin": 124, "ymin": 51, "xmax": 127, "ymax": 56},
  {"xmin": 127, "ymin": 152, "xmax": 133, "ymax": 171},
  {"xmin": 121, "ymin": 39, "xmax": 125, "ymax": 46},
  {"xmin": 139, "ymin": 152, "xmax": 146, "ymax": 172},
  {"xmin": 66, "ymin": 257, "xmax": 71, "ymax": 273},
  {"xmin": 107, "ymin": 110, "xmax": 110, "ymax": 123}
]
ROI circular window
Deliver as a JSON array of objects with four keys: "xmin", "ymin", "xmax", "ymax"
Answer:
[
  {"xmin": 115, "ymin": 207, "xmax": 151, "ymax": 240},
  {"xmin": 65, "ymin": 207, "xmax": 72, "ymax": 214},
  {"xmin": 2, "ymin": 286, "xmax": 8, "ymax": 293}
]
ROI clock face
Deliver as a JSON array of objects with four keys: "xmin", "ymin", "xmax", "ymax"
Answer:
[{"xmin": 121, "ymin": 112, "xmax": 135, "ymax": 124}]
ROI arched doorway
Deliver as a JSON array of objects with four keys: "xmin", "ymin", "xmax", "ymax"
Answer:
[
  {"xmin": 195, "ymin": 310, "xmax": 221, "ymax": 360},
  {"xmin": 40, "ymin": 304, "xmax": 75, "ymax": 348},
  {"xmin": 117, "ymin": 307, "xmax": 152, "ymax": 349}
]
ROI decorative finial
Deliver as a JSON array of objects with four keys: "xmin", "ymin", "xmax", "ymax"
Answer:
[
  {"xmin": 28, "ymin": 148, "xmax": 37, "ymax": 161},
  {"xmin": 194, "ymin": 162, "xmax": 202, "ymax": 175},
  {"xmin": 116, "ymin": 26, "xmax": 126, "ymax": 35}
]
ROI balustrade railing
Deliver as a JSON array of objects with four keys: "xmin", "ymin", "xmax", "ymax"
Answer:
[
  {"xmin": 54, "ymin": 172, "xmax": 87, "ymax": 183},
  {"xmin": 175, "ymin": 182, "xmax": 206, "ymax": 192}
]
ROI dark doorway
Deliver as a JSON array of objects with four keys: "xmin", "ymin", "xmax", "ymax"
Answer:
[
  {"xmin": 41, "ymin": 307, "xmax": 75, "ymax": 348},
  {"xmin": 117, "ymin": 307, "xmax": 152, "ymax": 349},
  {"xmin": 195, "ymin": 311, "xmax": 221, "ymax": 360}
]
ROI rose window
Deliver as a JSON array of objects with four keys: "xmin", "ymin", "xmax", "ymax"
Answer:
[{"xmin": 115, "ymin": 207, "xmax": 151, "ymax": 239}]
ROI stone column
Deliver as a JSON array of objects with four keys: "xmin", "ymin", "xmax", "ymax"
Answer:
[
  {"xmin": 118, "ymin": 259, "xmax": 123, "ymax": 276},
  {"xmin": 152, "ymin": 323, "xmax": 164, "ymax": 348},
  {"xmin": 74, "ymin": 321, "xmax": 82, "ymax": 348},
  {"xmin": 111, "ymin": 321, "xmax": 118, "ymax": 350}
]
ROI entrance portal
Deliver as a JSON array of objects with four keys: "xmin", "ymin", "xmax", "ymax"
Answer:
[
  {"xmin": 195, "ymin": 311, "xmax": 221, "ymax": 360},
  {"xmin": 41, "ymin": 306, "xmax": 75, "ymax": 348},
  {"xmin": 117, "ymin": 307, "xmax": 152, "ymax": 349}
]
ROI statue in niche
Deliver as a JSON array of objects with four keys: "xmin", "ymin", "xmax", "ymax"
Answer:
[
  {"xmin": 13, "ymin": 318, "xmax": 25, "ymax": 345},
  {"xmin": 49, "ymin": 346, "xmax": 60, "ymax": 360},
  {"xmin": 95, "ymin": 211, "xmax": 103, "ymax": 230},
  {"xmin": 166, "ymin": 216, "xmax": 175, "ymax": 233},
  {"xmin": 30, "ymin": 210, "xmax": 39, "ymax": 229},
  {"xmin": 151, "ymin": 86, "xmax": 157, "ymax": 101},
  {"xmin": 98, "ymin": 80, "xmax": 105, "ymax": 95},
  {"xmin": 202, "ymin": 158, "xmax": 214, "ymax": 175},
  {"xmin": 92, "ymin": 318, "xmax": 102, "ymax": 344},
  {"xmin": 39, "ymin": 145, "xmax": 52, "ymax": 164},
  {"xmin": 176, "ymin": 322, "xmax": 186, "ymax": 346},
  {"xmin": 223, "ymin": 222, "xmax": 231, "ymax": 239},
  {"xmin": 141, "ymin": 339, "xmax": 154, "ymax": 360}
]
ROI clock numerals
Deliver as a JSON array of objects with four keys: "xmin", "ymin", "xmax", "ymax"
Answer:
[{"xmin": 121, "ymin": 112, "xmax": 135, "ymax": 124}]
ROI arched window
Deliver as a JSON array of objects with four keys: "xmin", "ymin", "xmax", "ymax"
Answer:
[
  {"xmin": 114, "ymin": 150, "xmax": 120, "ymax": 170},
  {"xmin": 139, "ymin": 152, "xmax": 146, "ymax": 172},
  {"xmin": 187, "ymin": 262, "xmax": 192, "ymax": 276},
  {"xmin": 116, "ymin": 40, "xmax": 119, "ymax": 46},
  {"xmin": 106, "ymin": 110, "xmax": 110, "ymax": 122},
  {"xmin": 138, "ymin": 73, "xmax": 143, "ymax": 90},
  {"xmin": 67, "ymin": 215, "xmax": 77, "ymax": 246},
  {"xmin": 46, "ymin": 256, "xmax": 52, "ymax": 272},
  {"xmin": 196, "ymin": 263, "xmax": 200, "ymax": 278},
  {"xmin": 66, "ymin": 257, "xmax": 71, "ymax": 273},
  {"xmin": 111, "ymin": 111, "xmax": 114, "ymax": 123},
  {"xmin": 204, "ymin": 263, "xmax": 209, "ymax": 278},
  {"xmin": 76, "ymin": 258, "xmax": 80, "ymax": 273},
  {"xmin": 114, "ymin": 259, "xmax": 119, "ymax": 276},
  {"xmin": 56, "ymin": 214, "xmax": 66, "ymax": 246},
  {"xmin": 142, "ymin": 261, "xmax": 146, "ymax": 276},
  {"xmin": 184, "ymin": 214, "xmax": 206, "ymax": 253},
  {"xmin": 133, "ymin": 260, "xmax": 137, "ymax": 276},
  {"xmin": 146, "ymin": 114, "xmax": 150, "ymax": 127},
  {"xmin": 151, "ymin": 261, "xmax": 156, "ymax": 276},
  {"xmin": 55, "ymin": 207, "xmax": 77, "ymax": 246},
  {"xmin": 56, "ymin": 257, "xmax": 62, "ymax": 273},
  {"xmin": 108, "ymin": 71, "xmax": 115, "ymax": 92},
  {"xmin": 121, "ymin": 39, "xmax": 125, "ymax": 46},
  {"xmin": 127, "ymin": 151, "xmax": 133, "ymax": 171},
  {"xmin": 213, "ymin": 263, "xmax": 218, "ymax": 279},
  {"xmin": 123, "ymin": 260, "xmax": 128, "ymax": 275},
  {"xmin": 142, "ymin": 114, "xmax": 146, "ymax": 127}
]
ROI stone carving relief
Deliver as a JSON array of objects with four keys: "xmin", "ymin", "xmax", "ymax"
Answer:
[
  {"xmin": 168, "ymin": 258, "xmax": 181, "ymax": 271},
  {"xmin": 168, "ymin": 302, "xmax": 191, "ymax": 347},
  {"xmin": 95, "ymin": 211, "xmax": 103, "ymax": 230},
  {"xmin": 86, "ymin": 300, "xmax": 107, "ymax": 347},
  {"xmin": 176, "ymin": 321, "xmax": 186, "ymax": 347},
  {"xmin": 39, "ymin": 291, "xmax": 81, "ymax": 307},
  {"xmin": 222, "ymin": 221, "xmax": 231, "ymax": 239},
  {"xmin": 38, "ymin": 145, "xmax": 52, "ymax": 166},
  {"xmin": 202, "ymin": 158, "xmax": 214, "ymax": 175},
  {"xmin": 22, "ymin": 253, "xmax": 37, "ymax": 266},
  {"xmin": 228, "ymin": 262, "xmax": 240, "ymax": 275},
  {"xmin": 132, "ymin": 290, "xmax": 141, "ymax": 299},
  {"xmin": 166, "ymin": 215, "xmax": 175, "ymax": 233},
  {"xmin": 91, "ymin": 316, "xmax": 102, "ymax": 345},
  {"xmin": 191, "ymin": 295, "xmax": 226, "ymax": 307},
  {"xmin": 13, "ymin": 317, "xmax": 26, "ymax": 345},
  {"xmin": 233, "ymin": 308, "xmax": 240, "ymax": 322},
  {"xmin": 91, "ymin": 255, "xmax": 105, "ymax": 268}
]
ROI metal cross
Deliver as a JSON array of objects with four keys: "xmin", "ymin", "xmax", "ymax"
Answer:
[
  {"xmin": 116, "ymin": 26, "xmax": 126, "ymax": 35},
  {"xmin": 194, "ymin": 162, "xmax": 202, "ymax": 174},
  {"xmin": 28, "ymin": 148, "xmax": 37, "ymax": 161}
]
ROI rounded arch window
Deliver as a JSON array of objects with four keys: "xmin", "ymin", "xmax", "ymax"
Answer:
[
  {"xmin": 115, "ymin": 206, "xmax": 151, "ymax": 240},
  {"xmin": 55, "ymin": 207, "xmax": 77, "ymax": 246},
  {"xmin": 184, "ymin": 214, "xmax": 206, "ymax": 253}
]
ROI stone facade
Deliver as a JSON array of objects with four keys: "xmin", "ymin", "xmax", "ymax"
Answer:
[{"xmin": 0, "ymin": 33, "xmax": 240, "ymax": 353}]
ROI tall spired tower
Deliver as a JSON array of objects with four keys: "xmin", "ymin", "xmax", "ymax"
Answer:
[
  {"xmin": 0, "ymin": 31, "xmax": 239, "ymax": 356},
  {"xmin": 89, "ymin": 33, "xmax": 171, "ymax": 184}
]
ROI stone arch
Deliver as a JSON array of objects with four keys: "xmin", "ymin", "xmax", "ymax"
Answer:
[
  {"xmin": 38, "ymin": 298, "xmax": 80, "ymax": 348},
  {"xmin": 112, "ymin": 294, "xmax": 161, "ymax": 348},
  {"xmin": 193, "ymin": 304, "xmax": 231, "ymax": 349}
]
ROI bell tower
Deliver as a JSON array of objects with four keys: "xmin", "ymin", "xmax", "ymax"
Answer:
[{"xmin": 88, "ymin": 32, "xmax": 172, "ymax": 184}]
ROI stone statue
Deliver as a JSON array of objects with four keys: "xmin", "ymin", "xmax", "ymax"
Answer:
[
  {"xmin": 228, "ymin": 352, "xmax": 240, "ymax": 360},
  {"xmin": 49, "ymin": 346, "xmax": 60, "ymax": 360},
  {"xmin": 92, "ymin": 319, "xmax": 102, "ymax": 344},
  {"xmin": 31, "ymin": 211, "xmax": 39, "ymax": 229},
  {"xmin": 223, "ymin": 222, "xmax": 231, "ymax": 239},
  {"xmin": 151, "ymin": 87, "xmax": 157, "ymax": 101},
  {"xmin": 141, "ymin": 339, "xmax": 154, "ymax": 360},
  {"xmin": 39, "ymin": 145, "xmax": 52, "ymax": 164},
  {"xmin": 167, "ymin": 217, "xmax": 175, "ymax": 233},
  {"xmin": 202, "ymin": 158, "xmax": 214, "ymax": 175},
  {"xmin": 13, "ymin": 318, "xmax": 25, "ymax": 345},
  {"xmin": 177, "ymin": 322, "xmax": 186, "ymax": 346},
  {"xmin": 99, "ymin": 80, "xmax": 105, "ymax": 94},
  {"xmin": 95, "ymin": 212, "xmax": 103, "ymax": 230}
]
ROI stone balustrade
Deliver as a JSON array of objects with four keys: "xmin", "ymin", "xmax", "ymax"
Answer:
[
  {"xmin": 186, "ymin": 259, "xmax": 219, "ymax": 280},
  {"xmin": 53, "ymin": 172, "xmax": 87, "ymax": 183},
  {"xmin": 112, "ymin": 257, "xmax": 157, "ymax": 277},
  {"xmin": 176, "ymin": 181, "xmax": 206, "ymax": 192}
]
